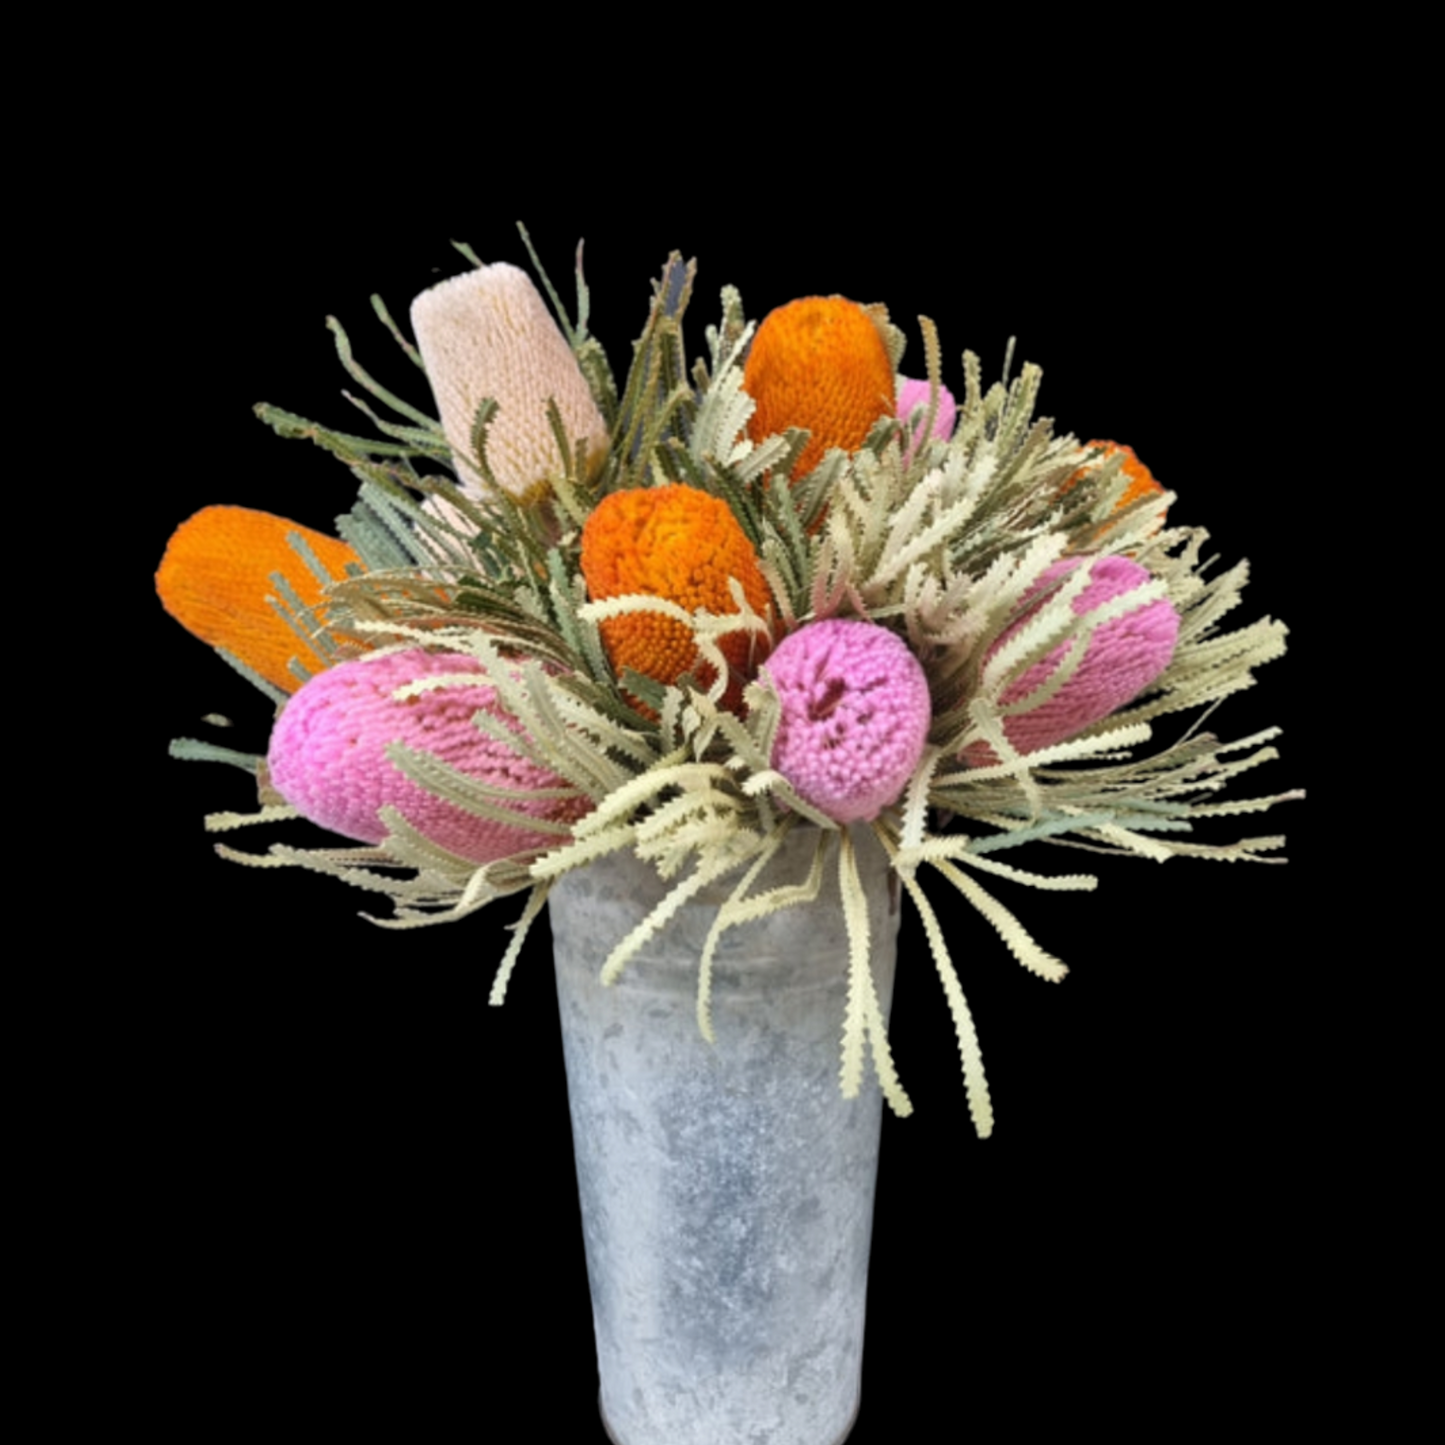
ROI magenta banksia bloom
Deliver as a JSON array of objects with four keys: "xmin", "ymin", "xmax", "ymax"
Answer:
[
  {"xmin": 896, "ymin": 376, "xmax": 958, "ymax": 466},
  {"xmin": 268, "ymin": 650, "xmax": 586, "ymax": 864},
  {"xmin": 968, "ymin": 555, "xmax": 1180, "ymax": 765},
  {"xmin": 765, "ymin": 620, "xmax": 932, "ymax": 823}
]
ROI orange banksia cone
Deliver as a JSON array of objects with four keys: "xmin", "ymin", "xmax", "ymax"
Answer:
[
  {"xmin": 156, "ymin": 505, "xmax": 360, "ymax": 693},
  {"xmin": 1064, "ymin": 440, "xmax": 1167, "ymax": 515},
  {"xmin": 743, "ymin": 297, "xmax": 896, "ymax": 479},
  {"xmin": 580, "ymin": 485, "xmax": 771, "ymax": 709}
]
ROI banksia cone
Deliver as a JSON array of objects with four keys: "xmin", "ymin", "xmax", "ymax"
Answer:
[
  {"xmin": 579, "ymin": 484, "xmax": 771, "ymax": 708},
  {"xmin": 743, "ymin": 297, "xmax": 896, "ymax": 478},
  {"xmin": 765, "ymin": 620, "xmax": 932, "ymax": 824},
  {"xmin": 896, "ymin": 376, "xmax": 958, "ymax": 467},
  {"xmin": 156, "ymin": 505, "xmax": 360, "ymax": 693},
  {"xmin": 267, "ymin": 650, "xmax": 589, "ymax": 864},
  {"xmin": 411, "ymin": 263, "xmax": 610, "ymax": 502},
  {"xmin": 966, "ymin": 555, "xmax": 1179, "ymax": 765},
  {"xmin": 1065, "ymin": 440, "xmax": 1167, "ymax": 514}
]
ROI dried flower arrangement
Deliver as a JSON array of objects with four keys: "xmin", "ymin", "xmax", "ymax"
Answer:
[{"xmin": 157, "ymin": 228, "xmax": 1300, "ymax": 1138}]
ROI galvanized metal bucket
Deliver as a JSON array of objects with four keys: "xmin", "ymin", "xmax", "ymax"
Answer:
[{"xmin": 548, "ymin": 825, "xmax": 900, "ymax": 1445}]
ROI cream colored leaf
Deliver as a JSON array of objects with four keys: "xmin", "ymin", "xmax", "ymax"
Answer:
[
  {"xmin": 930, "ymin": 857, "xmax": 1069, "ymax": 982},
  {"xmin": 838, "ymin": 831, "xmax": 912, "ymax": 1116},
  {"xmin": 489, "ymin": 881, "xmax": 552, "ymax": 1006}
]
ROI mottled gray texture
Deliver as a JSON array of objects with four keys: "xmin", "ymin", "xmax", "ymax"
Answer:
[{"xmin": 550, "ymin": 827, "xmax": 900, "ymax": 1445}]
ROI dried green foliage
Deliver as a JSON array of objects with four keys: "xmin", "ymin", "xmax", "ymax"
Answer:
[{"xmin": 178, "ymin": 228, "xmax": 1301, "ymax": 1135}]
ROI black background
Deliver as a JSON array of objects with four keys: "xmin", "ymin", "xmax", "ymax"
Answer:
[{"xmin": 130, "ymin": 194, "xmax": 1315, "ymax": 1435}]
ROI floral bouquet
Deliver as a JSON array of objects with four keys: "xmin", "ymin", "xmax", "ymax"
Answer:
[{"xmin": 156, "ymin": 227, "xmax": 1299, "ymax": 1138}]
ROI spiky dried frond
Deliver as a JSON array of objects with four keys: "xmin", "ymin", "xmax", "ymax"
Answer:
[
  {"xmin": 837, "ymin": 829, "xmax": 913, "ymax": 1117},
  {"xmin": 164, "ymin": 229, "xmax": 1300, "ymax": 1134}
]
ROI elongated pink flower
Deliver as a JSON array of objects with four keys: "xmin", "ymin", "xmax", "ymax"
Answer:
[
  {"xmin": 895, "ymin": 376, "xmax": 958, "ymax": 466},
  {"xmin": 968, "ymin": 556, "xmax": 1179, "ymax": 764},
  {"xmin": 765, "ymin": 620, "xmax": 932, "ymax": 823},
  {"xmin": 268, "ymin": 650, "xmax": 587, "ymax": 863}
]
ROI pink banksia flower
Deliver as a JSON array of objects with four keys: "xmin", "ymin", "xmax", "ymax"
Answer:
[
  {"xmin": 765, "ymin": 620, "xmax": 932, "ymax": 824},
  {"xmin": 967, "ymin": 555, "xmax": 1180, "ymax": 765},
  {"xmin": 895, "ymin": 376, "xmax": 958, "ymax": 467},
  {"xmin": 267, "ymin": 650, "xmax": 588, "ymax": 864}
]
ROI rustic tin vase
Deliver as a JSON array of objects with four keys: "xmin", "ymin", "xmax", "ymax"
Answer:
[{"xmin": 548, "ymin": 825, "xmax": 901, "ymax": 1445}]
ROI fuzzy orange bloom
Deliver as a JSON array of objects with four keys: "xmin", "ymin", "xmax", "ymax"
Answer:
[
  {"xmin": 743, "ymin": 297, "xmax": 896, "ymax": 479},
  {"xmin": 1065, "ymin": 441, "xmax": 1167, "ymax": 512},
  {"xmin": 580, "ymin": 485, "xmax": 771, "ymax": 709},
  {"xmin": 156, "ymin": 505, "xmax": 360, "ymax": 693}
]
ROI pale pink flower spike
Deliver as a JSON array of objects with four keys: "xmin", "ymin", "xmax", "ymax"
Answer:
[{"xmin": 967, "ymin": 556, "xmax": 1180, "ymax": 766}]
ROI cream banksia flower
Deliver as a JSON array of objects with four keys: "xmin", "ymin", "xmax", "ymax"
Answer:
[
  {"xmin": 765, "ymin": 620, "xmax": 932, "ymax": 823},
  {"xmin": 411, "ymin": 263, "xmax": 609, "ymax": 502}
]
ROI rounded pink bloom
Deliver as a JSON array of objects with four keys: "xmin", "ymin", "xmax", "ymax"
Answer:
[
  {"xmin": 268, "ymin": 650, "xmax": 587, "ymax": 863},
  {"xmin": 765, "ymin": 620, "xmax": 932, "ymax": 823},
  {"xmin": 896, "ymin": 376, "xmax": 958, "ymax": 466},
  {"xmin": 967, "ymin": 555, "xmax": 1180, "ymax": 765}
]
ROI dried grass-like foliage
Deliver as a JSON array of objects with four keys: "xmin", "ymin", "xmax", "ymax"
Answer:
[{"xmin": 174, "ymin": 227, "xmax": 1301, "ymax": 1135}]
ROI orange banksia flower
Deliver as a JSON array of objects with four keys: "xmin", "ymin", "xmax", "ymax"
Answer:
[
  {"xmin": 580, "ymin": 485, "xmax": 771, "ymax": 708},
  {"xmin": 156, "ymin": 505, "xmax": 360, "ymax": 693},
  {"xmin": 1065, "ymin": 440, "xmax": 1167, "ymax": 513},
  {"xmin": 743, "ymin": 297, "xmax": 896, "ymax": 478}
]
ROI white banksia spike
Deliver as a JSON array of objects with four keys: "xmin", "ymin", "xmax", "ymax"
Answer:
[{"xmin": 411, "ymin": 263, "xmax": 610, "ymax": 501}]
